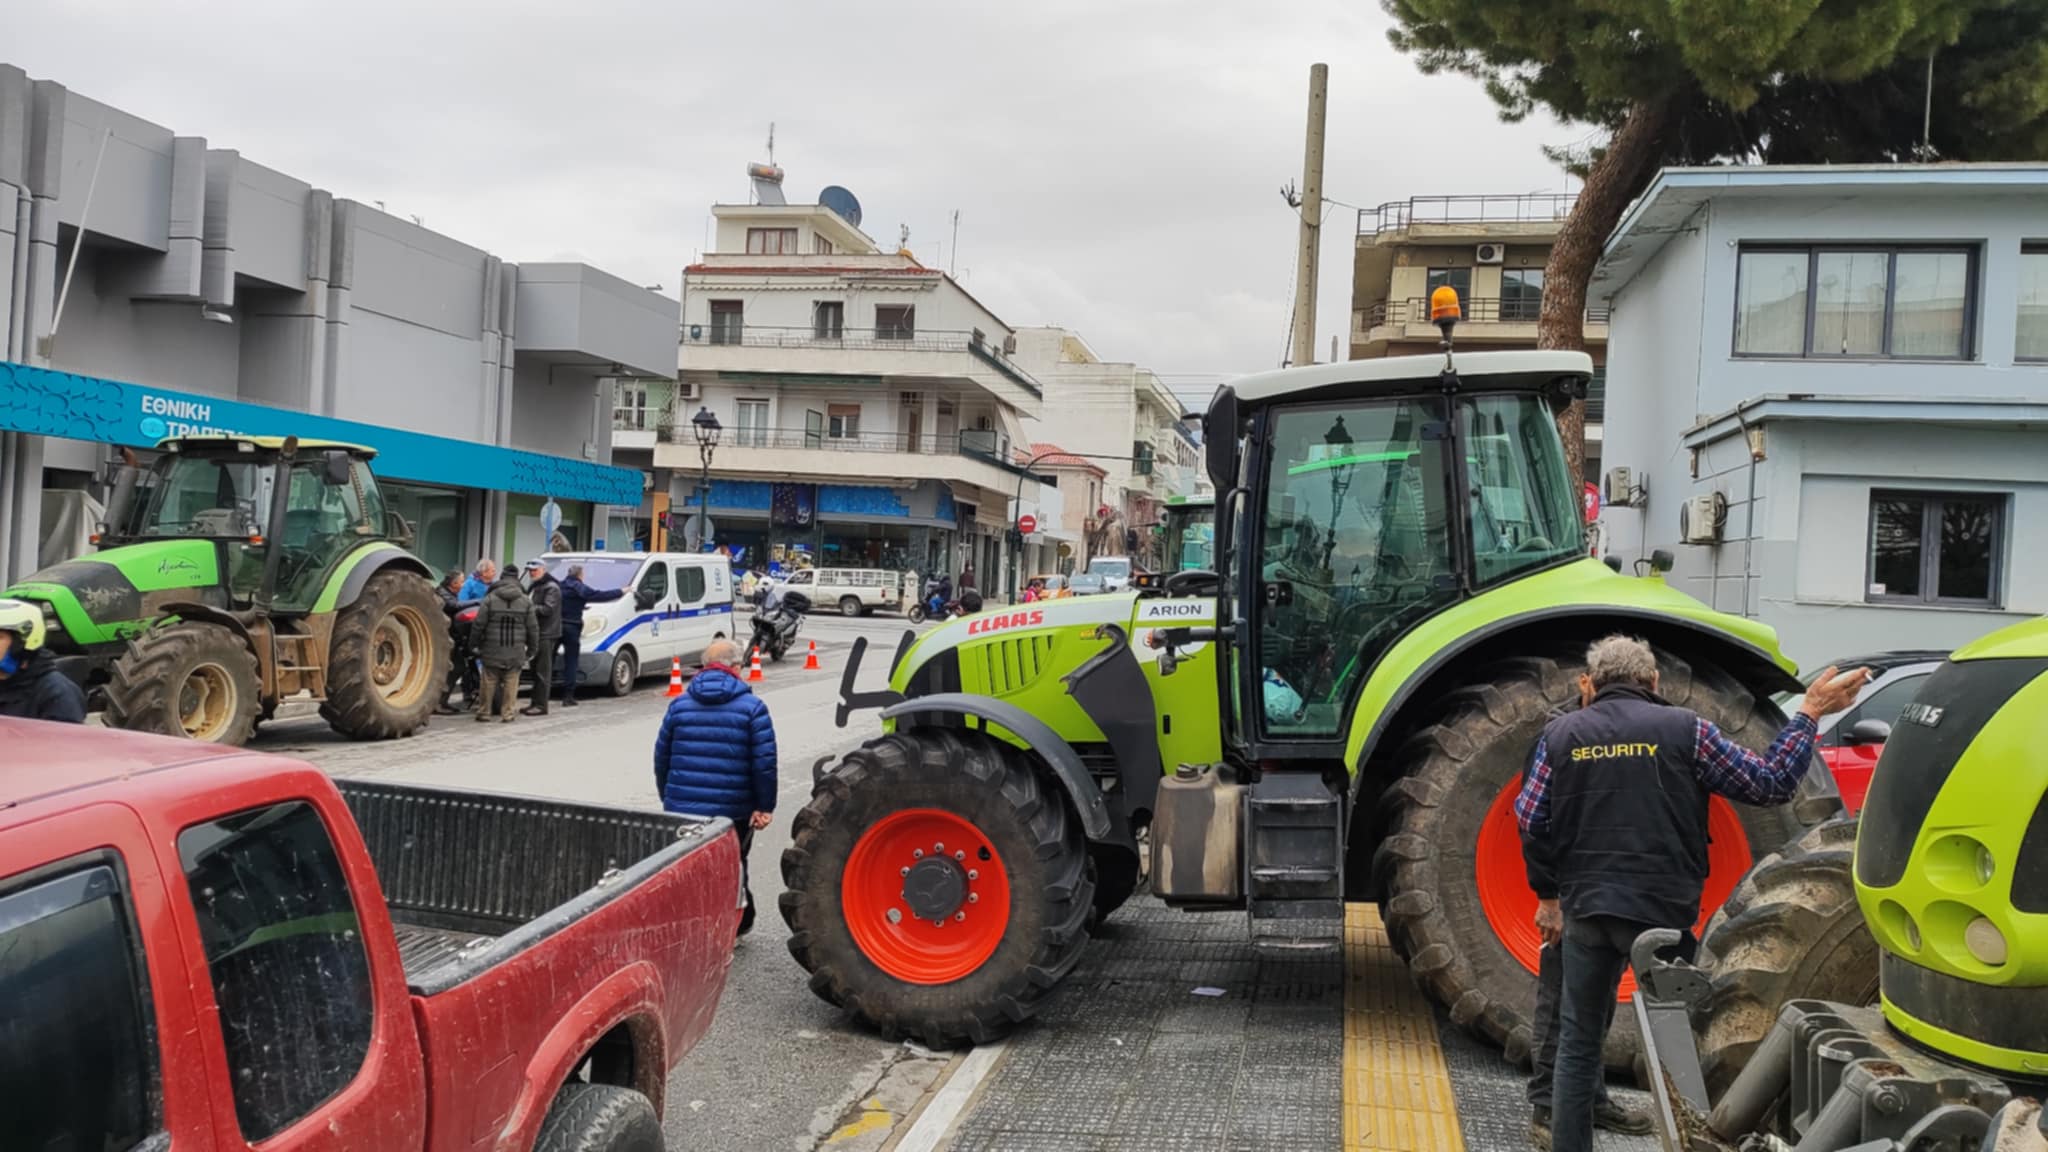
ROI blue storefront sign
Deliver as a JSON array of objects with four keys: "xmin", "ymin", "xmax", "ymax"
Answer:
[{"xmin": 0, "ymin": 361, "xmax": 641, "ymax": 506}]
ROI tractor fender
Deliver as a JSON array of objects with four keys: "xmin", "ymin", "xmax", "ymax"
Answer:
[
  {"xmin": 157, "ymin": 601, "xmax": 257, "ymax": 650},
  {"xmin": 1344, "ymin": 604, "xmax": 1805, "ymax": 800},
  {"xmin": 322, "ymin": 545, "xmax": 434, "ymax": 612},
  {"xmin": 879, "ymin": 693, "xmax": 1115, "ymax": 842}
]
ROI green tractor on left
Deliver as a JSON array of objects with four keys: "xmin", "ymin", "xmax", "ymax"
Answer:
[{"xmin": 5, "ymin": 434, "xmax": 450, "ymax": 745}]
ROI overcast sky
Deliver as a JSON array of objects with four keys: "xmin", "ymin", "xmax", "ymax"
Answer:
[{"xmin": 16, "ymin": 0, "xmax": 1580, "ymax": 405}]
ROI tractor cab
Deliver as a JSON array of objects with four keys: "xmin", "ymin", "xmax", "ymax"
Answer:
[{"xmin": 1159, "ymin": 496, "xmax": 1215, "ymax": 573}]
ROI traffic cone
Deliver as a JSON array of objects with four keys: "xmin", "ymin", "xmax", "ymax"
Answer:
[
  {"xmin": 803, "ymin": 640, "xmax": 821, "ymax": 671},
  {"xmin": 665, "ymin": 656, "xmax": 685, "ymax": 697},
  {"xmin": 748, "ymin": 647, "xmax": 765, "ymax": 682}
]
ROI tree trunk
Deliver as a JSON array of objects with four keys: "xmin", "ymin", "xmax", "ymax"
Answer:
[{"xmin": 1540, "ymin": 97, "xmax": 1677, "ymax": 486}]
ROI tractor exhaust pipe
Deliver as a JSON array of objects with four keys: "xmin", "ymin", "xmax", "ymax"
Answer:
[{"xmin": 255, "ymin": 437, "xmax": 299, "ymax": 614}]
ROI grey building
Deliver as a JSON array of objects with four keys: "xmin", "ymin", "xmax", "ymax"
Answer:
[
  {"xmin": 1592, "ymin": 165, "xmax": 2048, "ymax": 668},
  {"xmin": 0, "ymin": 64, "xmax": 676, "ymax": 582}
]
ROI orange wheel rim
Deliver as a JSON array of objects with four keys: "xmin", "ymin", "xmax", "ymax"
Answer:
[
  {"xmin": 842, "ymin": 808, "xmax": 1011, "ymax": 985},
  {"xmin": 1473, "ymin": 778, "xmax": 1753, "ymax": 1001}
]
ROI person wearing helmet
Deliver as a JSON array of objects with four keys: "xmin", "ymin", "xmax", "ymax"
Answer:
[{"xmin": 0, "ymin": 599, "xmax": 87, "ymax": 723}]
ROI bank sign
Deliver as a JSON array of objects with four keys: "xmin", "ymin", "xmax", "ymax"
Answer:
[{"xmin": 0, "ymin": 361, "xmax": 642, "ymax": 506}]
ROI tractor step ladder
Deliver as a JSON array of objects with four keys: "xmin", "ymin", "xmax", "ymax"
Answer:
[
  {"xmin": 273, "ymin": 631, "xmax": 327, "ymax": 697},
  {"xmin": 1246, "ymin": 773, "xmax": 1344, "ymax": 954}
]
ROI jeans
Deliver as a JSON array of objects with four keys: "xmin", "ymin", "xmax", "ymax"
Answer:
[
  {"xmin": 558, "ymin": 630, "xmax": 582, "ymax": 700},
  {"xmin": 477, "ymin": 664, "xmax": 521, "ymax": 718},
  {"xmin": 1552, "ymin": 916, "xmax": 1650, "ymax": 1152},
  {"xmin": 1528, "ymin": 941, "xmax": 1615, "ymax": 1111}
]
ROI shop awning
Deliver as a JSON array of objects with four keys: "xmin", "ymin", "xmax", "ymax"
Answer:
[{"xmin": 0, "ymin": 361, "xmax": 642, "ymax": 506}]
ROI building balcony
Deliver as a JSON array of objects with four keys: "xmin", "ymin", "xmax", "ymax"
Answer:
[
  {"xmin": 678, "ymin": 324, "xmax": 1042, "ymax": 412},
  {"xmin": 1356, "ymin": 194, "xmax": 1577, "ymax": 242},
  {"xmin": 1352, "ymin": 297, "xmax": 1610, "ymax": 355},
  {"xmin": 650, "ymin": 425, "xmax": 1037, "ymax": 499}
]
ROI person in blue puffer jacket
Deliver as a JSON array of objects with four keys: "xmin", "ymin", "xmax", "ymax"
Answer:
[{"xmin": 654, "ymin": 636, "xmax": 778, "ymax": 936}]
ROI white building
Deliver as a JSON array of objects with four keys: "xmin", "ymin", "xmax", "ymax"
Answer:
[
  {"xmin": 1592, "ymin": 164, "xmax": 2048, "ymax": 667},
  {"xmin": 1011, "ymin": 327, "xmax": 1199, "ymax": 568},
  {"xmin": 659, "ymin": 183, "xmax": 1051, "ymax": 594}
]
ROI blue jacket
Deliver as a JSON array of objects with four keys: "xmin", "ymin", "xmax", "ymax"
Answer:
[
  {"xmin": 560, "ymin": 576, "xmax": 626, "ymax": 631},
  {"xmin": 654, "ymin": 666, "xmax": 777, "ymax": 821},
  {"xmin": 459, "ymin": 573, "xmax": 492, "ymax": 601}
]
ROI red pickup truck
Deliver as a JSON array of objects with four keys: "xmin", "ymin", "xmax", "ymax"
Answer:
[{"xmin": 0, "ymin": 718, "xmax": 741, "ymax": 1152}]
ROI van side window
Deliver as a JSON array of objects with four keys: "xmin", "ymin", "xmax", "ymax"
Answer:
[
  {"xmin": 179, "ymin": 801, "xmax": 374, "ymax": 1141},
  {"xmin": 0, "ymin": 860, "xmax": 160, "ymax": 1151},
  {"xmin": 675, "ymin": 565, "xmax": 706, "ymax": 603},
  {"xmin": 637, "ymin": 563, "xmax": 669, "ymax": 606}
]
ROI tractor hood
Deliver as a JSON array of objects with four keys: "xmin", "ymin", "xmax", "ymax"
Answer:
[
  {"xmin": 5, "ymin": 540, "xmax": 221, "ymax": 649},
  {"xmin": 892, "ymin": 594, "xmax": 1150, "ymax": 686}
]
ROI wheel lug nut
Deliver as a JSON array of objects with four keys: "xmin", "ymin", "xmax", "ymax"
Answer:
[
  {"xmin": 968, "ymin": 870, "xmax": 979, "ymax": 880},
  {"xmin": 901, "ymin": 867, "xmax": 910, "ymax": 876},
  {"xmin": 886, "ymin": 908, "xmax": 902, "ymax": 923},
  {"xmin": 912, "ymin": 849, "xmax": 924, "ymax": 859},
  {"xmin": 968, "ymin": 893, "xmax": 979, "ymax": 903},
  {"xmin": 954, "ymin": 850, "xmax": 965, "ymax": 860},
  {"xmin": 954, "ymin": 912, "xmax": 966, "ymax": 922},
  {"xmin": 934, "ymin": 842, "xmax": 945, "ymax": 853}
]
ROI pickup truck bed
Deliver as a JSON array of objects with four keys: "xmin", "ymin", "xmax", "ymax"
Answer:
[{"xmin": 336, "ymin": 779, "xmax": 727, "ymax": 993}]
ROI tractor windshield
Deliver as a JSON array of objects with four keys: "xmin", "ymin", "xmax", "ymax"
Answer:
[
  {"xmin": 135, "ymin": 456, "xmax": 270, "ymax": 538},
  {"xmin": 1461, "ymin": 395, "xmax": 1584, "ymax": 585},
  {"xmin": 1161, "ymin": 502, "xmax": 1215, "ymax": 572}
]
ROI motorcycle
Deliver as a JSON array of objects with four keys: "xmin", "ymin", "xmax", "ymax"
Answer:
[{"xmin": 750, "ymin": 590, "xmax": 810, "ymax": 661}]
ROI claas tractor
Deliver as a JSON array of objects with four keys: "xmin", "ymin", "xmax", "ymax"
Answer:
[
  {"xmin": 1160, "ymin": 494, "xmax": 1215, "ymax": 573},
  {"xmin": 783, "ymin": 304, "xmax": 1828, "ymax": 1060},
  {"xmin": 1628, "ymin": 616, "xmax": 2048, "ymax": 1152},
  {"xmin": 4, "ymin": 434, "xmax": 450, "ymax": 745}
]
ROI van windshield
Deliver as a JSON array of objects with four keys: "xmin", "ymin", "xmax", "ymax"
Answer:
[
  {"xmin": 548, "ymin": 556, "xmax": 642, "ymax": 591},
  {"xmin": 1088, "ymin": 558, "xmax": 1131, "ymax": 579}
]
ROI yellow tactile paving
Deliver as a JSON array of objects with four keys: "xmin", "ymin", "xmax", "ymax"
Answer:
[{"xmin": 1343, "ymin": 904, "xmax": 1467, "ymax": 1151}]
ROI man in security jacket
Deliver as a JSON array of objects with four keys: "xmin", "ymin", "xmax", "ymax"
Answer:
[{"xmin": 654, "ymin": 636, "xmax": 778, "ymax": 935}]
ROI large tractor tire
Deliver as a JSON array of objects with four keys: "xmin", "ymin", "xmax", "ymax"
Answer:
[
  {"xmin": 105, "ymin": 621, "xmax": 263, "ymax": 746},
  {"xmin": 1692, "ymin": 815, "xmax": 1876, "ymax": 1100},
  {"xmin": 780, "ymin": 728, "xmax": 1094, "ymax": 1048},
  {"xmin": 321, "ymin": 570, "xmax": 450, "ymax": 740},
  {"xmin": 1375, "ymin": 651, "xmax": 1807, "ymax": 1071}
]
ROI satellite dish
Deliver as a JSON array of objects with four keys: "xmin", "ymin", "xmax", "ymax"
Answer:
[{"xmin": 819, "ymin": 186, "xmax": 863, "ymax": 228}]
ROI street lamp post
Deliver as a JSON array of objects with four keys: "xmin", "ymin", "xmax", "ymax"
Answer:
[{"xmin": 692, "ymin": 406, "xmax": 721, "ymax": 551}]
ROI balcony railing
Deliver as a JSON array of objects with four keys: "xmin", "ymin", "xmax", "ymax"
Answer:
[
  {"xmin": 613, "ymin": 406, "xmax": 654, "ymax": 431},
  {"xmin": 676, "ymin": 424, "xmax": 1013, "ymax": 462},
  {"xmin": 682, "ymin": 323, "xmax": 990, "ymax": 355},
  {"xmin": 1357, "ymin": 193, "xmax": 1578, "ymax": 235},
  {"xmin": 1359, "ymin": 297, "xmax": 1612, "ymax": 329}
]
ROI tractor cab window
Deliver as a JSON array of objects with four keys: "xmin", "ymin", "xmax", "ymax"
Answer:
[
  {"xmin": 1255, "ymin": 399, "xmax": 1456, "ymax": 738},
  {"xmin": 272, "ymin": 458, "xmax": 380, "ymax": 609},
  {"xmin": 1461, "ymin": 395, "xmax": 1584, "ymax": 585},
  {"xmin": 138, "ymin": 457, "xmax": 266, "ymax": 537}
]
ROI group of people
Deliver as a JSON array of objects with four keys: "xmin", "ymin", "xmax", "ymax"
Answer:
[{"xmin": 435, "ymin": 557, "xmax": 625, "ymax": 720}]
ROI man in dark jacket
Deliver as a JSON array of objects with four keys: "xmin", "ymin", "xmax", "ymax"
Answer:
[
  {"xmin": 1517, "ymin": 635, "xmax": 1867, "ymax": 1152},
  {"xmin": 654, "ymin": 636, "xmax": 777, "ymax": 935},
  {"xmin": 435, "ymin": 570, "xmax": 477, "ymax": 715},
  {"xmin": 469, "ymin": 570, "xmax": 538, "ymax": 723},
  {"xmin": 0, "ymin": 599, "xmax": 86, "ymax": 723},
  {"xmin": 557, "ymin": 562, "xmax": 625, "ymax": 707},
  {"xmin": 520, "ymin": 559, "xmax": 563, "ymax": 716}
]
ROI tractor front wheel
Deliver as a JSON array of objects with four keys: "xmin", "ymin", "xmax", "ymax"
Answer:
[
  {"xmin": 780, "ymin": 729, "xmax": 1093, "ymax": 1048},
  {"xmin": 1374, "ymin": 651, "xmax": 1805, "ymax": 1071},
  {"xmin": 321, "ymin": 571, "xmax": 450, "ymax": 740},
  {"xmin": 105, "ymin": 621, "xmax": 263, "ymax": 745}
]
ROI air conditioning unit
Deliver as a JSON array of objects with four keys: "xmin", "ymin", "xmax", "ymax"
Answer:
[
  {"xmin": 1604, "ymin": 467, "xmax": 1638, "ymax": 507},
  {"xmin": 676, "ymin": 379, "xmax": 702, "ymax": 402},
  {"xmin": 1002, "ymin": 333, "xmax": 1018, "ymax": 355},
  {"xmin": 1679, "ymin": 492, "xmax": 1728, "ymax": 545},
  {"xmin": 1475, "ymin": 243, "xmax": 1506, "ymax": 265}
]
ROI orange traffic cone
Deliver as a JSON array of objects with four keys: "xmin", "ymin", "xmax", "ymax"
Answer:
[
  {"xmin": 748, "ymin": 647, "xmax": 765, "ymax": 682},
  {"xmin": 665, "ymin": 656, "xmax": 685, "ymax": 697},
  {"xmin": 803, "ymin": 640, "xmax": 821, "ymax": 671}
]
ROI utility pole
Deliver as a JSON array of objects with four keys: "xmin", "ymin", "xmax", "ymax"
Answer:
[{"xmin": 1289, "ymin": 63, "xmax": 1329, "ymax": 368}]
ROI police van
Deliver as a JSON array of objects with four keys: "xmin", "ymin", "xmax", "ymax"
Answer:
[{"xmin": 543, "ymin": 552, "xmax": 734, "ymax": 695}]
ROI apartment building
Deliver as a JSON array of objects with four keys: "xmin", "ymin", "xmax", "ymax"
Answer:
[
  {"xmin": 659, "ymin": 183, "xmax": 1049, "ymax": 591},
  {"xmin": 1350, "ymin": 193, "xmax": 1609, "ymax": 480},
  {"xmin": 1592, "ymin": 165, "xmax": 2048, "ymax": 666},
  {"xmin": 1011, "ymin": 328, "xmax": 1199, "ymax": 569}
]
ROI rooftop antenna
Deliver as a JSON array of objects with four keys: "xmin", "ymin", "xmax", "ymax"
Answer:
[
  {"xmin": 767, "ymin": 122, "xmax": 775, "ymax": 165},
  {"xmin": 898, "ymin": 224, "xmax": 911, "ymax": 256},
  {"xmin": 949, "ymin": 210, "xmax": 961, "ymax": 276}
]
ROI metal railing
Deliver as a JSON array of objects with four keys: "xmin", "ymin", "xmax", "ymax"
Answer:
[
  {"xmin": 613, "ymin": 407, "xmax": 653, "ymax": 431},
  {"xmin": 681, "ymin": 323, "xmax": 992, "ymax": 355},
  {"xmin": 679, "ymin": 424, "xmax": 1013, "ymax": 462},
  {"xmin": 1358, "ymin": 297, "xmax": 1612, "ymax": 329},
  {"xmin": 1357, "ymin": 193, "xmax": 1578, "ymax": 235}
]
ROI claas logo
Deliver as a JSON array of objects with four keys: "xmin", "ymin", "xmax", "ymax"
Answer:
[{"xmin": 965, "ymin": 609, "xmax": 1046, "ymax": 636}]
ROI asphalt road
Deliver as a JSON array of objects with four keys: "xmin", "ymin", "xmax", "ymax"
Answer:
[{"xmin": 261, "ymin": 610, "xmax": 940, "ymax": 1152}]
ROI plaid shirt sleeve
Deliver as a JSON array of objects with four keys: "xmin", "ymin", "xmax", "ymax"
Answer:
[
  {"xmin": 1516, "ymin": 735, "xmax": 1560, "ymax": 898},
  {"xmin": 1692, "ymin": 712, "xmax": 1819, "ymax": 805}
]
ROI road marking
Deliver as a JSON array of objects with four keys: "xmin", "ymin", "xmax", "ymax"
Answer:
[
  {"xmin": 1343, "ymin": 905, "xmax": 1466, "ymax": 1151},
  {"xmin": 889, "ymin": 1041, "xmax": 1007, "ymax": 1152}
]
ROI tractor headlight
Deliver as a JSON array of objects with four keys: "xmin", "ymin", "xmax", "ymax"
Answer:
[
  {"xmin": 1965, "ymin": 917, "xmax": 2008, "ymax": 966},
  {"xmin": 1976, "ymin": 844, "xmax": 1996, "ymax": 887},
  {"xmin": 582, "ymin": 614, "xmax": 606, "ymax": 638}
]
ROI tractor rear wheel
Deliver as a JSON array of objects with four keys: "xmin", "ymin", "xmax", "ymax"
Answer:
[
  {"xmin": 1693, "ymin": 815, "xmax": 1876, "ymax": 1101},
  {"xmin": 321, "ymin": 571, "xmax": 450, "ymax": 740},
  {"xmin": 105, "ymin": 621, "xmax": 263, "ymax": 746},
  {"xmin": 780, "ymin": 728, "xmax": 1094, "ymax": 1048},
  {"xmin": 1375, "ymin": 651, "xmax": 1805, "ymax": 1071}
]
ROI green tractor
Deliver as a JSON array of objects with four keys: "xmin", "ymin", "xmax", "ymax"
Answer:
[
  {"xmin": 5, "ymin": 435, "xmax": 450, "ymax": 745},
  {"xmin": 1632, "ymin": 616, "xmax": 2048, "ymax": 1150},
  {"xmin": 783, "ymin": 312, "xmax": 1828, "ymax": 1059},
  {"xmin": 1159, "ymin": 494, "xmax": 1215, "ymax": 573}
]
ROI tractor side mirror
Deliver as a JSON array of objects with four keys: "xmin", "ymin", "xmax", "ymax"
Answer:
[
  {"xmin": 322, "ymin": 450, "xmax": 353, "ymax": 486},
  {"xmin": 1204, "ymin": 387, "xmax": 1240, "ymax": 492},
  {"xmin": 1842, "ymin": 718, "xmax": 1892, "ymax": 746}
]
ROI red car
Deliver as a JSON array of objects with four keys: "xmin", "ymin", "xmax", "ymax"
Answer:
[
  {"xmin": 1782, "ymin": 650, "xmax": 1947, "ymax": 812},
  {"xmin": 1, "ymin": 718, "xmax": 741, "ymax": 1152}
]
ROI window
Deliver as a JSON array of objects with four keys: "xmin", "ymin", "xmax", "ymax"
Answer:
[
  {"xmin": 814, "ymin": 300, "xmax": 845, "ymax": 339},
  {"xmin": 828, "ymin": 403, "xmax": 862, "ymax": 440},
  {"xmin": 814, "ymin": 234, "xmax": 835, "ymax": 255},
  {"xmin": 709, "ymin": 300, "xmax": 744, "ymax": 345},
  {"xmin": 1735, "ymin": 246, "xmax": 1975, "ymax": 360},
  {"xmin": 673, "ymin": 563, "xmax": 706, "ymax": 603},
  {"xmin": 876, "ymin": 304, "xmax": 916, "ymax": 340},
  {"xmin": 1822, "ymin": 671, "xmax": 1932, "ymax": 747},
  {"xmin": 1463, "ymin": 394, "xmax": 1585, "ymax": 586},
  {"xmin": 1500, "ymin": 269, "xmax": 1544, "ymax": 321},
  {"xmin": 735, "ymin": 399, "xmax": 769, "ymax": 448},
  {"xmin": 1, "ymin": 861, "xmax": 159, "ymax": 1152},
  {"xmin": 787, "ymin": 569, "xmax": 814, "ymax": 586},
  {"xmin": 614, "ymin": 380, "xmax": 650, "ymax": 430},
  {"xmin": 1868, "ymin": 491, "xmax": 2004, "ymax": 606},
  {"xmin": 1425, "ymin": 267, "xmax": 1472, "ymax": 308},
  {"xmin": 179, "ymin": 802, "xmax": 373, "ymax": 1141},
  {"xmin": 635, "ymin": 560, "xmax": 668, "ymax": 605},
  {"xmin": 745, "ymin": 227, "xmax": 798, "ymax": 255},
  {"xmin": 805, "ymin": 409, "xmax": 825, "ymax": 449},
  {"xmin": 2020, "ymin": 245, "xmax": 2048, "ymax": 361}
]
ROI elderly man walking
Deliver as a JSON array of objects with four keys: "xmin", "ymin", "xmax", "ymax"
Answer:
[
  {"xmin": 1517, "ymin": 635, "xmax": 1868, "ymax": 1152},
  {"xmin": 654, "ymin": 637, "xmax": 778, "ymax": 936}
]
